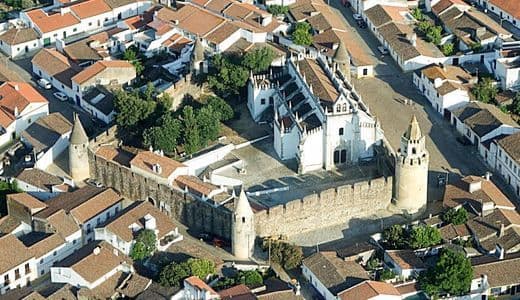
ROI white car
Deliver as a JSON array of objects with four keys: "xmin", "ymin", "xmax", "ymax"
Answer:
[
  {"xmin": 377, "ymin": 46, "xmax": 389, "ymax": 55},
  {"xmin": 37, "ymin": 78, "xmax": 51, "ymax": 89},
  {"xmin": 53, "ymin": 92, "xmax": 68, "ymax": 102},
  {"xmin": 353, "ymin": 14, "xmax": 362, "ymax": 20}
]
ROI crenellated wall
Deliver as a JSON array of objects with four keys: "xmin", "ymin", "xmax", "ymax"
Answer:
[{"xmin": 254, "ymin": 176, "xmax": 393, "ymax": 237}]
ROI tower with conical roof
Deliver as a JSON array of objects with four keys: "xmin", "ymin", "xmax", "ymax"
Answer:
[
  {"xmin": 393, "ymin": 115, "xmax": 429, "ymax": 214},
  {"xmin": 333, "ymin": 40, "xmax": 351, "ymax": 81},
  {"xmin": 69, "ymin": 113, "xmax": 90, "ymax": 183},
  {"xmin": 232, "ymin": 189, "xmax": 255, "ymax": 260},
  {"xmin": 192, "ymin": 38, "xmax": 206, "ymax": 75}
]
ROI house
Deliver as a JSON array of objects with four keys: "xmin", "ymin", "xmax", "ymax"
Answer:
[
  {"xmin": 14, "ymin": 168, "xmax": 68, "ymax": 200},
  {"xmin": 81, "ymin": 86, "xmax": 116, "ymax": 124},
  {"xmin": 384, "ymin": 250, "xmax": 426, "ymax": 279},
  {"xmin": 336, "ymin": 280, "xmax": 401, "ymax": 300},
  {"xmin": 495, "ymin": 56, "xmax": 520, "ymax": 90},
  {"xmin": 350, "ymin": 0, "xmax": 408, "ymax": 15},
  {"xmin": 182, "ymin": 276, "xmax": 219, "ymax": 300},
  {"xmin": 451, "ymin": 101, "xmax": 519, "ymax": 149},
  {"xmin": 413, "ymin": 64, "xmax": 475, "ymax": 116},
  {"xmin": 21, "ymin": 112, "xmax": 73, "ymax": 170},
  {"xmin": 174, "ymin": 175, "xmax": 228, "ymax": 205},
  {"xmin": 335, "ymin": 241, "xmax": 377, "ymax": 265},
  {"xmin": 301, "ymin": 251, "xmax": 369, "ymax": 300},
  {"xmin": 31, "ymin": 48, "xmax": 81, "ymax": 100},
  {"xmin": 0, "ymin": 82, "xmax": 49, "ymax": 147},
  {"xmin": 32, "ymin": 186, "xmax": 124, "ymax": 243},
  {"xmin": 439, "ymin": 222, "xmax": 471, "ymax": 243},
  {"xmin": 477, "ymin": 0, "xmax": 520, "ymax": 30},
  {"xmin": 493, "ymin": 132, "xmax": 520, "ymax": 196},
  {"xmin": 94, "ymin": 201, "xmax": 182, "ymax": 255},
  {"xmin": 219, "ymin": 284, "xmax": 255, "ymax": 299},
  {"xmin": 0, "ymin": 234, "xmax": 37, "ymax": 295},
  {"xmin": 471, "ymin": 256, "xmax": 520, "ymax": 298},
  {"xmin": 22, "ymin": 8, "xmax": 81, "ymax": 47},
  {"xmin": 129, "ymin": 151, "xmax": 189, "ymax": 186},
  {"xmin": 0, "ymin": 27, "xmax": 41, "ymax": 59},
  {"xmin": 364, "ymin": 4, "xmax": 445, "ymax": 72},
  {"xmin": 51, "ymin": 241, "xmax": 134, "ymax": 296},
  {"xmin": 426, "ymin": 0, "xmax": 468, "ymax": 13},
  {"xmin": 71, "ymin": 60, "xmax": 136, "ymax": 106}
]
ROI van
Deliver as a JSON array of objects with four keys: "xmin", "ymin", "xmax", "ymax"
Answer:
[{"xmin": 37, "ymin": 78, "xmax": 52, "ymax": 89}]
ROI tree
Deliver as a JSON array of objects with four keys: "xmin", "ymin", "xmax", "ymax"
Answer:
[
  {"xmin": 207, "ymin": 96, "xmax": 234, "ymax": 121},
  {"xmin": 383, "ymin": 225, "xmax": 405, "ymax": 249},
  {"xmin": 426, "ymin": 25, "xmax": 442, "ymax": 45},
  {"xmin": 242, "ymin": 47, "xmax": 276, "ymax": 73},
  {"xmin": 292, "ymin": 22, "xmax": 313, "ymax": 46},
  {"xmin": 409, "ymin": 225, "xmax": 441, "ymax": 249},
  {"xmin": 237, "ymin": 270, "xmax": 263, "ymax": 286},
  {"xmin": 186, "ymin": 258, "xmax": 216, "ymax": 280},
  {"xmin": 411, "ymin": 7, "xmax": 424, "ymax": 21},
  {"xmin": 472, "ymin": 77, "xmax": 498, "ymax": 104},
  {"xmin": 442, "ymin": 207, "xmax": 468, "ymax": 225},
  {"xmin": 441, "ymin": 42, "xmax": 455, "ymax": 56},
  {"xmin": 182, "ymin": 106, "xmax": 201, "ymax": 155},
  {"xmin": 263, "ymin": 240, "xmax": 303, "ymax": 269},
  {"xmin": 509, "ymin": 92, "xmax": 520, "ymax": 115},
  {"xmin": 197, "ymin": 106, "xmax": 221, "ymax": 147},
  {"xmin": 20, "ymin": 0, "xmax": 35, "ymax": 9},
  {"xmin": 114, "ymin": 90, "xmax": 156, "ymax": 130},
  {"xmin": 418, "ymin": 20, "xmax": 432, "ymax": 35},
  {"xmin": 159, "ymin": 262, "xmax": 191, "ymax": 287},
  {"xmin": 379, "ymin": 268, "xmax": 396, "ymax": 281},
  {"xmin": 208, "ymin": 54, "xmax": 249, "ymax": 96},
  {"xmin": 123, "ymin": 47, "xmax": 144, "ymax": 75},
  {"xmin": 420, "ymin": 249, "xmax": 473, "ymax": 297},
  {"xmin": 470, "ymin": 42, "xmax": 483, "ymax": 53},
  {"xmin": 267, "ymin": 4, "xmax": 288, "ymax": 16},
  {"xmin": 130, "ymin": 229, "xmax": 157, "ymax": 260},
  {"xmin": 366, "ymin": 257, "xmax": 380, "ymax": 271},
  {"xmin": 143, "ymin": 113, "xmax": 181, "ymax": 153}
]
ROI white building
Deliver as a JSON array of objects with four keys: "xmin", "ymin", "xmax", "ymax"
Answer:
[
  {"xmin": 489, "ymin": 132, "xmax": 520, "ymax": 197},
  {"xmin": 471, "ymin": 256, "xmax": 520, "ymax": 298},
  {"xmin": 0, "ymin": 234, "xmax": 37, "ymax": 295},
  {"xmin": 338, "ymin": 280, "xmax": 401, "ymax": 300},
  {"xmin": 181, "ymin": 276, "xmax": 220, "ymax": 300},
  {"xmin": 495, "ymin": 56, "xmax": 520, "ymax": 90},
  {"xmin": 0, "ymin": 27, "xmax": 41, "ymax": 59},
  {"xmin": 384, "ymin": 250, "xmax": 426, "ymax": 279},
  {"xmin": 21, "ymin": 113, "xmax": 73, "ymax": 170},
  {"xmin": 0, "ymin": 82, "xmax": 49, "ymax": 148},
  {"xmin": 413, "ymin": 64, "xmax": 475, "ymax": 116},
  {"xmin": 14, "ymin": 168, "xmax": 66, "ymax": 201},
  {"xmin": 95, "ymin": 201, "xmax": 182, "ymax": 255},
  {"xmin": 477, "ymin": 0, "xmax": 520, "ymax": 30},
  {"xmin": 248, "ymin": 54, "xmax": 383, "ymax": 173},
  {"xmin": 51, "ymin": 241, "xmax": 134, "ymax": 291}
]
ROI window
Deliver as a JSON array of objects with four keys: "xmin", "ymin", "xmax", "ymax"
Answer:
[
  {"xmin": 4, "ymin": 274, "xmax": 9, "ymax": 285},
  {"xmin": 15, "ymin": 269, "xmax": 20, "ymax": 280},
  {"xmin": 260, "ymin": 98, "xmax": 266, "ymax": 105},
  {"xmin": 339, "ymin": 128, "xmax": 344, "ymax": 136},
  {"xmin": 24, "ymin": 263, "xmax": 30, "ymax": 275},
  {"xmin": 115, "ymin": 207, "xmax": 119, "ymax": 213},
  {"xmin": 53, "ymin": 251, "xmax": 57, "ymax": 256},
  {"xmin": 363, "ymin": 68, "xmax": 368, "ymax": 76},
  {"xmin": 88, "ymin": 22, "xmax": 92, "ymax": 26},
  {"xmin": 73, "ymin": 239, "xmax": 77, "ymax": 245},
  {"xmin": 39, "ymin": 259, "xmax": 43, "ymax": 264},
  {"xmin": 40, "ymin": 270, "xmax": 44, "ymax": 275},
  {"xmin": 106, "ymin": 212, "xmax": 110, "ymax": 219},
  {"xmin": 73, "ymin": 28, "xmax": 77, "ymax": 32},
  {"xmin": 336, "ymin": 105, "xmax": 341, "ymax": 112},
  {"xmin": 242, "ymin": 217, "xmax": 245, "ymax": 223},
  {"xmin": 342, "ymin": 103, "xmax": 347, "ymax": 112}
]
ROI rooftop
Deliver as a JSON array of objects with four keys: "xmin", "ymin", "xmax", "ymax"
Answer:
[
  {"xmin": 386, "ymin": 250, "xmax": 426, "ymax": 270},
  {"xmin": 0, "ymin": 82, "xmax": 48, "ymax": 128},
  {"xmin": 473, "ymin": 256, "xmax": 520, "ymax": 287},
  {"xmin": 443, "ymin": 175, "xmax": 516, "ymax": 209},
  {"xmin": 337, "ymin": 280, "xmax": 400, "ymax": 300},
  {"xmin": 497, "ymin": 131, "xmax": 520, "ymax": 163},
  {"xmin": 0, "ymin": 27, "xmax": 39, "ymax": 45},
  {"xmin": 25, "ymin": 9, "xmax": 80, "ymax": 33},
  {"xmin": 21, "ymin": 112, "xmax": 72, "ymax": 153},
  {"xmin": 130, "ymin": 151, "xmax": 187, "ymax": 179},
  {"xmin": 0, "ymin": 234, "xmax": 34, "ymax": 273},
  {"xmin": 452, "ymin": 101, "xmax": 518, "ymax": 138},
  {"xmin": 31, "ymin": 48, "xmax": 80, "ymax": 88},
  {"xmin": 72, "ymin": 60, "xmax": 135, "ymax": 85}
]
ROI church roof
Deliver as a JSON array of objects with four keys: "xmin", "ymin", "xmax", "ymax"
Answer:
[
  {"xmin": 404, "ymin": 115, "xmax": 422, "ymax": 140},
  {"xmin": 235, "ymin": 189, "xmax": 253, "ymax": 216},
  {"xmin": 70, "ymin": 114, "xmax": 88, "ymax": 144},
  {"xmin": 193, "ymin": 38, "xmax": 205, "ymax": 62},
  {"xmin": 333, "ymin": 40, "xmax": 349, "ymax": 64}
]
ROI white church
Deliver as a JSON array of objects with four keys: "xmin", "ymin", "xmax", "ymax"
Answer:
[{"xmin": 247, "ymin": 44, "xmax": 384, "ymax": 173}]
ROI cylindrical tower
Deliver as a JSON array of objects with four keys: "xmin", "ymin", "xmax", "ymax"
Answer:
[
  {"xmin": 333, "ymin": 40, "xmax": 351, "ymax": 82},
  {"xmin": 232, "ymin": 189, "xmax": 255, "ymax": 260},
  {"xmin": 393, "ymin": 115, "xmax": 429, "ymax": 214},
  {"xmin": 69, "ymin": 113, "xmax": 90, "ymax": 183}
]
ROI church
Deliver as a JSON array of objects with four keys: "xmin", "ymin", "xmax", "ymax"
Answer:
[{"xmin": 247, "ymin": 42, "xmax": 384, "ymax": 173}]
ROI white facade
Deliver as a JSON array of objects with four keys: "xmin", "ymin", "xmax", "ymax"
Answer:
[
  {"xmin": 494, "ymin": 138, "xmax": 520, "ymax": 197},
  {"xmin": 248, "ymin": 54, "xmax": 383, "ymax": 173},
  {"xmin": 34, "ymin": 231, "xmax": 82, "ymax": 277},
  {"xmin": 81, "ymin": 202, "xmax": 123, "ymax": 243},
  {"xmin": 51, "ymin": 261, "xmax": 132, "ymax": 290},
  {"xmin": 477, "ymin": 0, "xmax": 520, "ymax": 29},
  {"xmin": 301, "ymin": 263, "xmax": 336, "ymax": 300},
  {"xmin": 495, "ymin": 57, "xmax": 520, "ymax": 90},
  {"xmin": 0, "ymin": 37, "xmax": 41, "ymax": 59},
  {"xmin": 0, "ymin": 258, "xmax": 37, "ymax": 294},
  {"xmin": 31, "ymin": 63, "xmax": 76, "ymax": 100},
  {"xmin": 14, "ymin": 178, "xmax": 61, "ymax": 201}
]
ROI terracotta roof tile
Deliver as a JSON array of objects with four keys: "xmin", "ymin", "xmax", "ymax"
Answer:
[
  {"xmin": 473, "ymin": 256, "xmax": 520, "ymax": 287},
  {"xmin": 25, "ymin": 9, "xmax": 80, "ymax": 33},
  {"xmin": 71, "ymin": 60, "xmax": 134, "ymax": 84},
  {"xmin": 0, "ymin": 27, "xmax": 39, "ymax": 45},
  {"xmin": 130, "ymin": 151, "xmax": 186, "ymax": 179},
  {"xmin": 175, "ymin": 175, "xmax": 219, "ymax": 196},
  {"xmin": 497, "ymin": 132, "xmax": 520, "ymax": 163},
  {"xmin": 0, "ymin": 82, "xmax": 47, "ymax": 117},
  {"xmin": 69, "ymin": 188, "xmax": 122, "ymax": 223},
  {"xmin": 31, "ymin": 48, "xmax": 80, "ymax": 88},
  {"xmin": 490, "ymin": 0, "xmax": 520, "ymax": 19},
  {"xmin": 386, "ymin": 250, "xmax": 425, "ymax": 269},
  {"xmin": 46, "ymin": 209, "xmax": 81, "ymax": 238},
  {"xmin": 7, "ymin": 193, "xmax": 47, "ymax": 213},
  {"xmin": 185, "ymin": 276, "xmax": 218, "ymax": 295},
  {"xmin": 69, "ymin": 0, "xmax": 112, "ymax": 19},
  {"xmin": 16, "ymin": 168, "xmax": 63, "ymax": 192},
  {"xmin": 338, "ymin": 280, "xmax": 400, "ymax": 300},
  {"xmin": 205, "ymin": 22, "xmax": 240, "ymax": 44},
  {"xmin": 0, "ymin": 234, "xmax": 34, "ymax": 273}
]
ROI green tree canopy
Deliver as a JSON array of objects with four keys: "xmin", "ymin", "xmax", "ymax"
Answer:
[
  {"xmin": 207, "ymin": 96, "xmax": 234, "ymax": 121},
  {"xmin": 442, "ymin": 207, "xmax": 468, "ymax": 225},
  {"xmin": 292, "ymin": 22, "xmax": 313, "ymax": 46},
  {"xmin": 441, "ymin": 42, "xmax": 455, "ymax": 56},
  {"xmin": 383, "ymin": 225, "xmax": 405, "ymax": 249},
  {"xmin": 426, "ymin": 25, "xmax": 442, "ymax": 45},
  {"xmin": 129, "ymin": 229, "xmax": 157, "ymax": 260},
  {"xmin": 472, "ymin": 77, "xmax": 498, "ymax": 104},
  {"xmin": 379, "ymin": 268, "xmax": 397, "ymax": 281},
  {"xmin": 124, "ymin": 47, "xmax": 144, "ymax": 75},
  {"xmin": 409, "ymin": 225, "xmax": 441, "ymax": 249},
  {"xmin": 182, "ymin": 106, "xmax": 201, "ymax": 155},
  {"xmin": 114, "ymin": 90, "xmax": 156, "ymax": 130},
  {"xmin": 208, "ymin": 54, "xmax": 249, "ymax": 96},
  {"xmin": 510, "ymin": 92, "xmax": 520, "ymax": 115},
  {"xmin": 187, "ymin": 258, "xmax": 216, "ymax": 280},
  {"xmin": 237, "ymin": 270, "xmax": 263, "ymax": 286},
  {"xmin": 159, "ymin": 262, "xmax": 191, "ymax": 287},
  {"xmin": 197, "ymin": 106, "xmax": 221, "ymax": 146},
  {"xmin": 267, "ymin": 4, "xmax": 288, "ymax": 15},
  {"xmin": 242, "ymin": 47, "xmax": 276, "ymax": 73},
  {"xmin": 420, "ymin": 249, "xmax": 473, "ymax": 297},
  {"xmin": 262, "ymin": 239, "xmax": 303, "ymax": 269},
  {"xmin": 411, "ymin": 7, "xmax": 424, "ymax": 21},
  {"xmin": 143, "ymin": 113, "xmax": 182, "ymax": 154}
]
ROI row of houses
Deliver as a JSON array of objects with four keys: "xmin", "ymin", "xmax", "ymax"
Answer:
[{"xmin": 0, "ymin": 184, "xmax": 182, "ymax": 296}]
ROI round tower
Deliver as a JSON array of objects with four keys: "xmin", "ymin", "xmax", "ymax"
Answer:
[
  {"xmin": 192, "ymin": 38, "xmax": 206, "ymax": 75},
  {"xmin": 69, "ymin": 113, "xmax": 90, "ymax": 183},
  {"xmin": 393, "ymin": 115, "xmax": 429, "ymax": 214},
  {"xmin": 232, "ymin": 189, "xmax": 255, "ymax": 260},
  {"xmin": 333, "ymin": 40, "xmax": 351, "ymax": 82}
]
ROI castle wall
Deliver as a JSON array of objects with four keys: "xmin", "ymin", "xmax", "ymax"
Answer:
[
  {"xmin": 254, "ymin": 176, "xmax": 393, "ymax": 237},
  {"xmin": 89, "ymin": 150, "xmax": 232, "ymax": 239}
]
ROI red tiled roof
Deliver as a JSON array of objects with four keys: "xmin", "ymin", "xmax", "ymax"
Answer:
[
  {"xmin": 70, "ymin": 0, "xmax": 112, "ymax": 19},
  {"xmin": 25, "ymin": 9, "xmax": 80, "ymax": 33},
  {"xmin": 0, "ymin": 82, "xmax": 47, "ymax": 123},
  {"xmin": 490, "ymin": 0, "xmax": 520, "ymax": 19}
]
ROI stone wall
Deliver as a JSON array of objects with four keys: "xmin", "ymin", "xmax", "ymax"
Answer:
[
  {"xmin": 254, "ymin": 176, "xmax": 393, "ymax": 237},
  {"xmin": 89, "ymin": 150, "xmax": 232, "ymax": 239}
]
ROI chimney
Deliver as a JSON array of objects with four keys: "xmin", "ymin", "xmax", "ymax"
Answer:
[
  {"xmin": 144, "ymin": 214, "xmax": 157, "ymax": 231},
  {"xmin": 485, "ymin": 172, "xmax": 491, "ymax": 181},
  {"xmin": 14, "ymin": 84, "xmax": 19, "ymax": 91},
  {"xmin": 499, "ymin": 223, "xmax": 505, "ymax": 238},
  {"xmin": 113, "ymin": 249, "xmax": 119, "ymax": 256},
  {"xmin": 410, "ymin": 33, "xmax": 417, "ymax": 47},
  {"xmin": 468, "ymin": 179, "xmax": 482, "ymax": 193},
  {"xmin": 152, "ymin": 163, "xmax": 162, "ymax": 174},
  {"xmin": 93, "ymin": 246, "xmax": 101, "ymax": 255},
  {"xmin": 495, "ymin": 243, "xmax": 504, "ymax": 260},
  {"xmin": 481, "ymin": 200, "xmax": 494, "ymax": 216}
]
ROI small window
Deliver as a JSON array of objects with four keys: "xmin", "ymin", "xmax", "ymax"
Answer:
[
  {"xmin": 39, "ymin": 259, "xmax": 43, "ymax": 264},
  {"xmin": 15, "ymin": 269, "xmax": 20, "ymax": 280},
  {"xmin": 260, "ymin": 98, "xmax": 266, "ymax": 105},
  {"xmin": 339, "ymin": 128, "xmax": 344, "ymax": 136},
  {"xmin": 73, "ymin": 28, "xmax": 77, "ymax": 32},
  {"xmin": 24, "ymin": 263, "xmax": 30, "ymax": 275},
  {"xmin": 88, "ymin": 22, "xmax": 92, "ymax": 26},
  {"xmin": 4, "ymin": 274, "xmax": 9, "ymax": 285},
  {"xmin": 269, "ymin": 97, "xmax": 274, "ymax": 105},
  {"xmin": 242, "ymin": 217, "xmax": 246, "ymax": 223},
  {"xmin": 336, "ymin": 105, "xmax": 341, "ymax": 112},
  {"xmin": 53, "ymin": 251, "xmax": 57, "ymax": 256}
]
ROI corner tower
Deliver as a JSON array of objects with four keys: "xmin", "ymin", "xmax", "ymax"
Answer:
[
  {"xmin": 333, "ymin": 40, "xmax": 351, "ymax": 82},
  {"xmin": 232, "ymin": 189, "xmax": 255, "ymax": 260},
  {"xmin": 69, "ymin": 113, "xmax": 90, "ymax": 183},
  {"xmin": 192, "ymin": 38, "xmax": 206, "ymax": 75},
  {"xmin": 393, "ymin": 115, "xmax": 429, "ymax": 214}
]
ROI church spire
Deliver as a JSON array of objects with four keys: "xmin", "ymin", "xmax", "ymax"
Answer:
[
  {"xmin": 404, "ymin": 115, "xmax": 422, "ymax": 141},
  {"xmin": 70, "ymin": 113, "xmax": 88, "ymax": 145}
]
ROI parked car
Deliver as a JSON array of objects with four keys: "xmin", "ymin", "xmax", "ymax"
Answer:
[
  {"xmin": 85, "ymin": 179, "xmax": 104, "ymax": 188},
  {"xmin": 53, "ymin": 92, "xmax": 68, "ymax": 102},
  {"xmin": 353, "ymin": 13, "xmax": 362, "ymax": 20},
  {"xmin": 357, "ymin": 19, "xmax": 367, "ymax": 28},
  {"xmin": 377, "ymin": 46, "xmax": 389, "ymax": 55},
  {"xmin": 37, "ymin": 78, "xmax": 51, "ymax": 89}
]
